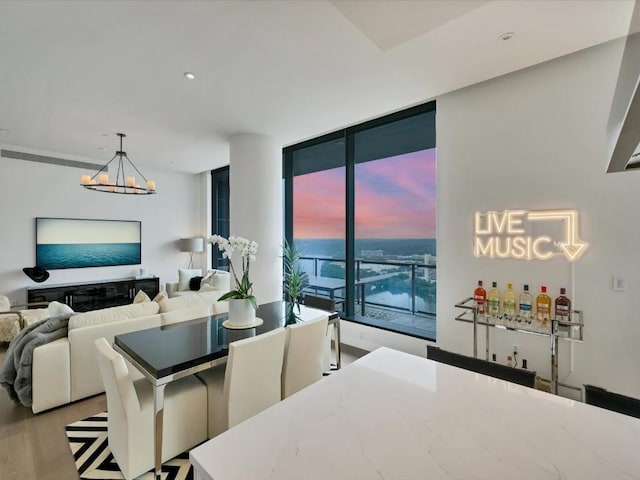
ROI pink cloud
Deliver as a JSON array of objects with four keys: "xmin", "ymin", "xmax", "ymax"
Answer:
[{"xmin": 293, "ymin": 148, "xmax": 436, "ymax": 239}]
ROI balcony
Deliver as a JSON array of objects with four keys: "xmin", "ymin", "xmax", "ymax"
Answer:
[{"xmin": 299, "ymin": 256, "xmax": 436, "ymax": 340}]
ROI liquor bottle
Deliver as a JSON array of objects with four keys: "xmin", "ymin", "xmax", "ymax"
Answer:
[
  {"xmin": 519, "ymin": 284, "xmax": 532, "ymax": 324},
  {"xmin": 474, "ymin": 280, "xmax": 486, "ymax": 317},
  {"xmin": 488, "ymin": 281, "xmax": 501, "ymax": 318},
  {"xmin": 554, "ymin": 288, "xmax": 572, "ymax": 337},
  {"xmin": 536, "ymin": 285, "xmax": 552, "ymax": 330},
  {"xmin": 503, "ymin": 282, "xmax": 517, "ymax": 318}
]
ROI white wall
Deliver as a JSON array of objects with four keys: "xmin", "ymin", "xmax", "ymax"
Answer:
[
  {"xmin": 342, "ymin": 39, "xmax": 640, "ymax": 399},
  {"xmin": 0, "ymin": 150, "xmax": 202, "ymax": 303},
  {"xmin": 437, "ymin": 38, "xmax": 640, "ymax": 398}
]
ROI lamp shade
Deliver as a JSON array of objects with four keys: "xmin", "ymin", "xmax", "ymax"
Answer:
[{"xmin": 179, "ymin": 238, "xmax": 204, "ymax": 253}]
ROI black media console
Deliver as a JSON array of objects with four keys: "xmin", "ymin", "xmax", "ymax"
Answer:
[{"xmin": 26, "ymin": 277, "xmax": 160, "ymax": 312}]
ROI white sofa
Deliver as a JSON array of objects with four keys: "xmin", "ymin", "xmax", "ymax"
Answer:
[
  {"xmin": 31, "ymin": 291, "xmax": 229, "ymax": 414},
  {"xmin": 166, "ymin": 269, "xmax": 231, "ymax": 298}
]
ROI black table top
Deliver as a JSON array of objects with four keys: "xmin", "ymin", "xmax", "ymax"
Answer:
[{"xmin": 114, "ymin": 301, "xmax": 335, "ymax": 379}]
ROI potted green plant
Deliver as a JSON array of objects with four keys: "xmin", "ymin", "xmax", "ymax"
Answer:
[{"xmin": 282, "ymin": 239, "xmax": 308, "ymax": 324}]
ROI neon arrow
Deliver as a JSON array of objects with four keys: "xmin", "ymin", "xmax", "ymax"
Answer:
[{"xmin": 527, "ymin": 210, "xmax": 588, "ymax": 261}]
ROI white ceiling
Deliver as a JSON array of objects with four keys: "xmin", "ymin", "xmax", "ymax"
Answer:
[{"xmin": 0, "ymin": 0, "xmax": 635, "ymax": 174}]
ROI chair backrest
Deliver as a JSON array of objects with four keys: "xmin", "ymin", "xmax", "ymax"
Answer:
[
  {"xmin": 95, "ymin": 338, "xmax": 140, "ymax": 415},
  {"xmin": 282, "ymin": 315, "xmax": 329, "ymax": 399},
  {"xmin": 224, "ymin": 327, "xmax": 287, "ymax": 429},
  {"xmin": 94, "ymin": 337, "xmax": 141, "ymax": 464},
  {"xmin": 303, "ymin": 294, "xmax": 336, "ymax": 311},
  {"xmin": 584, "ymin": 384, "xmax": 640, "ymax": 418},
  {"xmin": 427, "ymin": 345, "xmax": 537, "ymax": 388}
]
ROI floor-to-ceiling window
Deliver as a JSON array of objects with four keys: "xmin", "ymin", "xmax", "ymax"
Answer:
[
  {"xmin": 211, "ymin": 166, "xmax": 230, "ymax": 270},
  {"xmin": 284, "ymin": 102, "xmax": 436, "ymax": 340}
]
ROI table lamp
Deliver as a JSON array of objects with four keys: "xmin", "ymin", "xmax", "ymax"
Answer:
[{"xmin": 179, "ymin": 238, "xmax": 204, "ymax": 269}]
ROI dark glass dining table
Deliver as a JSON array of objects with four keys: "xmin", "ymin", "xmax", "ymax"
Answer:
[{"xmin": 113, "ymin": 301, "xmax": 339, "ymax": 480}]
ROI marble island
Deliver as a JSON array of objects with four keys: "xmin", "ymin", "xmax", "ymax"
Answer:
[{"xmin": 190, "ymin": 347, "xmax": 640, "ymax": 479}]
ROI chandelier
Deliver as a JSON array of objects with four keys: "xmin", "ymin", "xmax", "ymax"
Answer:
[{"xmin": 80, "ymin": 133, "xmax": 156, "ymax": 195}]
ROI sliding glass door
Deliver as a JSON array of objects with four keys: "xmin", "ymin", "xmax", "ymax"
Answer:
[{"xmin": 284, "ymin": 102, "xmax": 436, "ymax": 339}]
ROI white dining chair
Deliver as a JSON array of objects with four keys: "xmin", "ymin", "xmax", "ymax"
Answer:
[
  {"xmin": 197, "ymin": 327, "xmax": 287, "ymax": 438},
  {"xmin": 303, "ymin": 295, "xmax": 338, "ymax": 371},
  {"xmin": 94, "ymin": 337, "xmax": 208, "ymax": 480},
  {"xmin": 281, "ymin": 314, "xmax": 329, "ymax": 398}
]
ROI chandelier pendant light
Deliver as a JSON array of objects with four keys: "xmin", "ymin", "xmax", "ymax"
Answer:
[{"xmin": 80, "ymin": 133, "xmax": 156, "ymax": 195}]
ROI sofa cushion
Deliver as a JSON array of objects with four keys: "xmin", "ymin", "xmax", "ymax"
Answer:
[
  {"xmin": 20, "ymin": 308, "xmax": 50, "ymax": 327},
  {"xmin": 48, "ymin": 301, "xmax": 74, "ymax": 316},
  {"xmin": 153, "ymin": 291, "xmax": 168, "ymax": 303},
  {"xmin": 200, "ymin": 270, "xmax": 230, "ymax": 292},
  {"xmin": 133, "ymin": 290, "xmax": 151, "ymax": 303},
  {"xmin": 68, "ymin": 302, "xmax": 160, "ymax": 330},
  {"xmin": 158, "ymin": 291, "xmax": 226, "ymax": 313},
  {"xmin": 200, "ymin": 270, "xmax": 217, "ymax": 289},
  {"xmin": 178, "ymin": 269, "xmax": 202, "ymax": 292},
  {"xmin": 171, "ymin": 290, "xmax": 202, "ymax": 298}
]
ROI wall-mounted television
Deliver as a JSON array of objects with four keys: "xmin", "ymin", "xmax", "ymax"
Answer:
[{"xmin": 35, "ymin": 218, "xmax": 141, "ymax": 270}]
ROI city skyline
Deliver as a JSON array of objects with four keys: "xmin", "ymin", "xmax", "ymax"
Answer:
[{"xmin": 294, "ymin": 148, "xmax": 436, "ymax": 239}]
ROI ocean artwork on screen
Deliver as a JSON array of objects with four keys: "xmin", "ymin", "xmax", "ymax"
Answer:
[{"xmin": 36, "ymin": 218, "xmax": 141, "ymax": 269}]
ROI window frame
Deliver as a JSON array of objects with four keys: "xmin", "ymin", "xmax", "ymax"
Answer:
[{"xmin": 283, "ymin": 101, "xmax": 436, "ymax": 339}]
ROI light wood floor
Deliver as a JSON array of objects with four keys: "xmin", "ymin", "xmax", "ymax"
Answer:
[{"xmin": 0, "ymin": 343, "xmax": 366, "ymax": 480}]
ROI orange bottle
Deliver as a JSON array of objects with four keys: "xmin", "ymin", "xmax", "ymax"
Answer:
[{"xmin": 474, "ymin": 280, "xmax": 487, "ymax": 317}]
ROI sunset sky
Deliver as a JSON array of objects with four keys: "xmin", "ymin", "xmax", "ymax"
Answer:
[{"xmin": 294, "ymin": 148, "xmax": 436, "ymax": 239}]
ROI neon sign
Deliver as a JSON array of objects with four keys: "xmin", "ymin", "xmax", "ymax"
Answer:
[{"xmin": 474, "ymin": 209, "xmax": 588, "ymax": 261}]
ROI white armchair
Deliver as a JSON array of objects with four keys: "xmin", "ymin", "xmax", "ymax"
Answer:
[
  {"xmin": 95, "ymin": 337, "xmax": 208, "ymax": 479},
  {"xmin": 0, "ymin": 295, "xmax": 50, "ymax": 343}
]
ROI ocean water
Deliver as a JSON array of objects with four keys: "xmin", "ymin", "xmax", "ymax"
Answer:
[
  {"xmin": 36, "ymin": 243, "xmax": 141, "ymax": 269},
  {"xmin": 294, "ymin": 238, "xmax": 436, "ymax": 259},
  {"xmin": 294, "ymin": 238, "xmax": 436, "ymax": 313}
]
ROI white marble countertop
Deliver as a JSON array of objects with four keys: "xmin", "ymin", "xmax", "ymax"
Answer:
[{"xmin": 190, "ymin": 347, "xmax": 640, "ymax": 480}]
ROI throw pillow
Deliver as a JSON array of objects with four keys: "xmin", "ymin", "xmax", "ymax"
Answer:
[
  {"xmin": 132, "ymin": 290, "xmax": 151, "ymax": 303},
  {"xmin": 47, "ymin": 301, "xmax": 74, "ymax": 316},
  {"xmin": 178, "ymin": 269, "xmax": 202, "ymax": 292},
  {"xmin": 200, "ymin": 270, "xmax": 217, "ymax": 289},
  {"xmin": 153, "ymin": 290, "xmax": 168, "ymax": 303},
  {"xmin": 189, "ymin": 276, "xmax": 204, "ymax": 291}
]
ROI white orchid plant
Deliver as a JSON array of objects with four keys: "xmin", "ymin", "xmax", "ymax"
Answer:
[{"xmin": 208, "ymin": 234, "xmax": 259, "ymax": 310}]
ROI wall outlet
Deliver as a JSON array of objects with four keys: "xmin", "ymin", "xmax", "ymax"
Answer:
[
  {"xmin": 612, "ymin": 276, "xmax": 627, "ymax": 292},
  {"xmin": 513, "ymin": 344, "xmax": 519, "ymax": 354}
]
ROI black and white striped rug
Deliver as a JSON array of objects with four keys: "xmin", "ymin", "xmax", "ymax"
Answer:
[{"xmin": 65, "ymin": 412, "xmax": 193, "ymax": 480}]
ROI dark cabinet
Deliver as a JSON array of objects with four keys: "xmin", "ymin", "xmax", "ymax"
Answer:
[{"xmin": 27, "ymin": 277, "xmax": 160, "ymax": 312}]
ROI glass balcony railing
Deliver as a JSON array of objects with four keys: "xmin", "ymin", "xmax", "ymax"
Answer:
[{"xmin": 298, "ymin": 255, "xmax": 436, "ymax": 339}]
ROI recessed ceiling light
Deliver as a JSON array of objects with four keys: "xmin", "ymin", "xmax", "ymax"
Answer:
[
  {"xmin": 498, "ymin": 32, "xmax": 515, "ymax": 42},
  {"xmin": 0, "ymin": 129, "xmax": 9, "ymax": 134},
  {"xmin": 184, "ymin": 72, "xmax": 196, "ymax": 80},
  {"xmin": 101, "ymin": 133, "xmax": 110, "ymax": 137},
  {"xmin": 98, "ymin": 147, "xmax": 107, "ymax": 151}
]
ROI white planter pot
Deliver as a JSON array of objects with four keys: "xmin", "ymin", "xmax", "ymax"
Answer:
[{"xmin": 228, "ymin": 298, "xmax": 256, "ymax": 326}]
